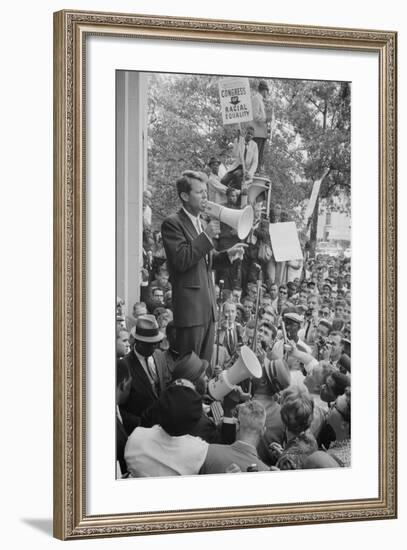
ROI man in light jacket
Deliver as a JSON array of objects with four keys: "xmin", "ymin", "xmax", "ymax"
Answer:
[{"xmin": 251, "ymin": 80, "xmax": 270, "ymax": 171}]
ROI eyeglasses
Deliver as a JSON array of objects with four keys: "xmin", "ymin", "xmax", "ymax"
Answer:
[{"xmin": 279, "ymin": 290, "xmax": 287, "ymax": 294}]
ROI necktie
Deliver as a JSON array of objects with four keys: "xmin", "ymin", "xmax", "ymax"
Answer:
[
  {"xmin": 228, "ymin": 328, "xmax": 234, "ymax": 353},
  {"xmin": 197, "ymin": 216, "xmax": 210, "ymax": 266},
  {"xmin": 146, "ymin": 356, "xmax": 159, "ymax": 394},
  {"xmin": 244, "ymin": 143, "xmax": 248, "ymax": 162}
]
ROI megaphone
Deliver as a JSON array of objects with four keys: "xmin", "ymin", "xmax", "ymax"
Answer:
[
  {"xmin": 208, "ymin": 345, "xmax": 262, "ymax": 401},
  {"xmin": 205, "ymin": 201, "xmax": 254, "ymax": 239},
  {"xmin": 247, "ymin": 176, "xmax": 271, "ymax": 205}
]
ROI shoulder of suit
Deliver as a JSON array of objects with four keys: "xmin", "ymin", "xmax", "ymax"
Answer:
[
  {"xmin": 162, "ymin": 211, "xmax": 183, "ymax": 225},
  {"xmin": 120, "ymin": 351, "xmax": 139, "ymax": 369}
]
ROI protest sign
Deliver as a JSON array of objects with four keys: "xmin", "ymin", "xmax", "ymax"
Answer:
[
  {"xmin": 269, "ymin": 222, "xmax": 303, "ymax": 262},
  {"xmin": 218, "ymin": 77, "xmax": 253, "ymax": 125}
]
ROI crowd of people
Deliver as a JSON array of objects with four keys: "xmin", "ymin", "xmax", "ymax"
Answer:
[{"xmin": 116, "ymin": 114, "xmax": 351, "ymax": 478}]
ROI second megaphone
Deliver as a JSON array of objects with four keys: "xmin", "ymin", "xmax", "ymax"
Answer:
[
  {"xmin": 207, "ymin": 346, "xmax": 262, "ymax": 401},
  {"xmin": 205, "ymin": 201, "xmax": 254, "ymax": 240}
]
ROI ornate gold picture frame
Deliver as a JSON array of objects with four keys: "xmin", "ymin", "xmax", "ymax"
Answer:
[{"xmin": 53, "ymin": 9, "xmax": 397, "ymax": 540}]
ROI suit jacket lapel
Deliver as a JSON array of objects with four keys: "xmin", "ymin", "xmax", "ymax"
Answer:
[
  {"xmin": 179, "ymin": 208, "xmax": 199, "ymax": 240},
  {"xmin": 153, "ymin": 351, "xmax": 166, "ymax": 394},
  {"xmin": 131, "ymin": 353, "xmax": 156, "ymax": 398}
]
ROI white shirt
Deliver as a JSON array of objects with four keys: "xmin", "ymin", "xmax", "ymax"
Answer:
[
  {"xmin": 271, "ymin": 338, "xmax": 318, "ymax": 387},
  {"xmin": 125, "ymin": 425, "xmax": 209, "ymax": 477},
  {"xmin": 182, "ymin": 207, "xmax": 213, "ymax": 246}
]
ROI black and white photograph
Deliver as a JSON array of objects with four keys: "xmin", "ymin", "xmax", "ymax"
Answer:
[{"xmin": 115, "ymin": 70, "xmax": 351, "ymax": 478}]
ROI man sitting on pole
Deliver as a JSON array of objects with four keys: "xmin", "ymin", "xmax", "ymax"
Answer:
[{"xmin": 221, "ymin": 126, "xmax": 258, "ymax": 193}]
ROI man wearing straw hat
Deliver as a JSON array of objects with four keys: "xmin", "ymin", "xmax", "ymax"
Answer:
[{"xmin": 119, "ymin": 315, "xmax": 166, "ymax": 432}]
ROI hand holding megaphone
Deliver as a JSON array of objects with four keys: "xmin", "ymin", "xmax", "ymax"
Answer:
[
  {"xmin": 204, "ymin": 219, "xmax": 221, "ymax": 239},
  {"xmin": 227, "ymin": 242, "xmax": 248, "ymax": 263}
]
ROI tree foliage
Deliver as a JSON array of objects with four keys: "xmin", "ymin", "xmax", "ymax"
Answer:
[{"xmin": 146, "ymin": 73, "xmax": 351, "ymax": 233}]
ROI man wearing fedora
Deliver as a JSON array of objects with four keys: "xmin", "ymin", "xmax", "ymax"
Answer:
[
  {"xmin": 118, "ymin": 315, "xmax": 168, "ymax": 433},
  {"xmin": 161, "ymin": 170, "xmax": 247, "ymax": 363}
]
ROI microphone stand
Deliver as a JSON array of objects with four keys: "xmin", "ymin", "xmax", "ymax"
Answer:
[{"xmin": 248, "ymin": 264, "xmax": 263, "ymax": 396}]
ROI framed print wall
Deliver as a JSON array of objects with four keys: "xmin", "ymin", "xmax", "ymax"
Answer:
[{"xmin": 53, "ymin": 9, "xmax": 397, "ymax": 540}]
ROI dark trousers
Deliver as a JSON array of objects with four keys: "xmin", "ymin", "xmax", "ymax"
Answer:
[
  {"xmin": 220, "ymin": 166, "xmax": 244, "ymax": 190},
  {"xmin": 253, "ymin": 137, "xmax": 266, "ymax": 169},
  {"xmin": 176, "ymin": 321, "xmax": 215, "ymax": 363},
  {"xmin": 216, "ymin": 260, "xmax": 241, "ymax": 290}
]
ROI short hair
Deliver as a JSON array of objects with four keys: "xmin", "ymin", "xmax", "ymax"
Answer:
[
  {"xmin": 116, "ymin": 325, "xmax": 128, "ymax": 339},
  {"xmin": 259, "ymin": 321, "xmax": 277, "ymax": 339},
  {"xmin": 335, "ymin": 300, "xmax": 346, "ymax": 309},
  {"xmin": 157, "ymin": 309, "xmax": 173, "ymax": 325},
  {"xmin": 318, "ymin": 319, "xmax": 332, "ymax": 332},
  {"xmin": 329, "ymin": 371, "xmax": 350, "ymax": 397},
  {"xmin": 331, "ymin": 318, "xmax": 346, "ymax": 332},
  {"xmin": 330, "ymin": 330, "xmax": 344, "ymax": 343},
  {"xmin": 259, "ymin": 320, "xmax": 273, "ymax": 332},
  {"xmin": 226, "ymin": 186, "xmax": 239, "ymax": 197},
  {"xmin": 157, "ymin": 266, "xmax": 169, "ymax": 276},
  {"xmin": 152, "ymin": 286, "xmax": 163, "ymax": 296},
  {"xmin": 307, "ymin": 294, "xmax": 320, "ymax": 304},
  {"xmin": 221, "ymin": 289, "xmax": 233, "ymax": 302},
  {"xmin": 280, "ymin": 386, "xmax": 314, "ymax": 435},
  {"xmin": 262, "ymin": 305, "xmax": 275, "ymax": 318},
  {"xmin": 237, "ymin": 400, "xmax": 266, "ymax": 433},
  {"xmin": 176, "ymin": 171, "xmax": 207, "ymax": 201},
  {"xmin": 276, "ymin": 432, "xmax": 318, "ymax": 470},
  {"xmin": 223, "ymin": 301, "xmax": 236, "ymax": 312},
  {"xmin": 133, "ymin": 301, "xmax": 146, "ymax": 310},
  {"xmin": 153, "ymin": 306, "xmax": 166, "ymax": 319},
  {"xmin": 246, "ymin": 125, "xmax": 255, "ymax": 132},
  {"xmin": 245, "ymin": 319, "xmax": 256, "ymax": 330},
  {"xmin": 279, "ymin": 284, "xmax": 287, "ymax": 292},
  {"xmin": 117, "ymin": 360, "xmax": 131, "ymax": 387}
]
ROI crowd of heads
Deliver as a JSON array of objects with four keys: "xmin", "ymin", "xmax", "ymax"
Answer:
[{"xmin": 115, "ymin": 172, "xmax": 351, "ymax": 477}]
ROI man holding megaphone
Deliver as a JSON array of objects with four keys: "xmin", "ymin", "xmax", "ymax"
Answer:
[{"xmin": 161, "ymin": 171, "xmax": 248, "ymax": 363}]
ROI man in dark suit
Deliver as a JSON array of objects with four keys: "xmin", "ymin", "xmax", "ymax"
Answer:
[
  {"xmin": 217, "ymin": 300, "xmax": 244, "ymax": 358},
  {"xmin": 119, "ymin": 315, "xmax": 167, "ymax": 433},
  {"xmin": 161, "ymin": 171, "xmax": 247, "ymax": 363}
]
